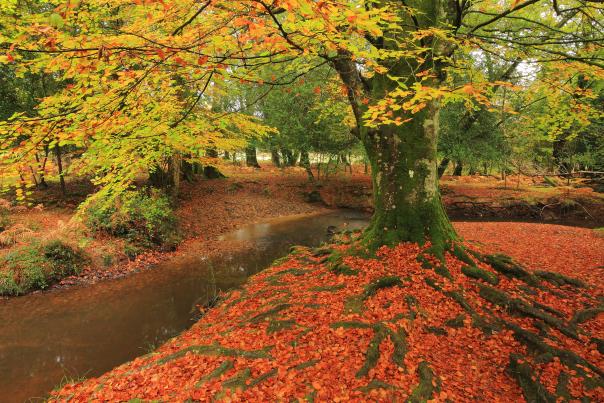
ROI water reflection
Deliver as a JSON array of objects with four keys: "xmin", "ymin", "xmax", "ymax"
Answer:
[{"xmin": 0, "ymin": 211, "xmax": 368, "ymax": 403}]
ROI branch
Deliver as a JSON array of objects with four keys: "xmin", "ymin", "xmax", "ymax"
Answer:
[
  {"xmin": 169, "ymin": 71, "xmax": 214, "ymax": 129},
  {"xmin": 468, "ymin": 0, "xmax": 543, "ymax": 33},
  {"xmin": 172, "ymin": 0, "xmax": 212, "ymax": 36}
]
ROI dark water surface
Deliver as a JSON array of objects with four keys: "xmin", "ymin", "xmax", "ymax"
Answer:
[{"xmin": 0, "ymin": 211, "xmax": 369, "ymax": 403}]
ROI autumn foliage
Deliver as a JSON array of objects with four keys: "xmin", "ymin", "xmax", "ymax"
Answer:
[{"xmin": 51, "ymin": 224, "xmax": 603, "ymax": 402}]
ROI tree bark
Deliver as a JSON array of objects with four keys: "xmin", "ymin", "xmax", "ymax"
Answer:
[
  {"xmin": 281, "ymin": 148, "xmax": 296, "ymax": 167},
  {"xmin": 246, "ymin": 146, "xmax": 261, "ymax": 168},
  {"xmin": 55, "ymin": 145, "xmax": 66, "ymax": 197},
  {"xmin": 437, "ymin": 158, "xmax": 450, "ymax": 178},
  {"xmin": 331, "ymin": 1, "xmax": 458, "ymax": 253},
  {"xmin": 171, "ymin": 153, "xmax": 182, "ymax": 198},
  {"xmin": 453, "ymin": 161, "xmax": 463, "ymax": 176},
  {"xmin": 361, "ymin": 103, "xmax": 456, "ymax": 252},
  {"xmin": 299, "ymin": 150, "xmax": 314, "ymax": 182},
  {"xmin": 271, "ymin": 148, "xmax": 281, "ymax": 167}
]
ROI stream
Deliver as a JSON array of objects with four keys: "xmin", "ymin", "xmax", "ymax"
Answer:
[{"xmin": 0, "ymin": 211, "xmax": 369, "ymax": 403}]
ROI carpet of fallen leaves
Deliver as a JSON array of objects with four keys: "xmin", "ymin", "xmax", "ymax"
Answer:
[
  {"xmin": 319, "ymin": 172, "xmax": 604, "ymax": 226},
  {"xmin": 455, "ymin": 222, "xmax": 604, "ymax": 287},
  {"xmin": 3, "ymin": 165, "xmax": 602, "ymax": 296},
  {"xmin": 51, "ymin": 223, "xmax": 603, "ymax": 402}
]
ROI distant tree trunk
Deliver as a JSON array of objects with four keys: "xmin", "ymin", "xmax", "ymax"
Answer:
[
  {"xmin": 468, "ymin": 165, "xmax": 476, "ymax": 175},
  {"xmin": 223, "ymin": 151, "xmax": 230, "ymax": 160},
  {"xmin": 246, "ymin": 146, "xmax": 261, "ymax": 168},
  {"xmin": 203, "ymin": 165, "xmax": 225, "ymax": 179},
  {"xmin": 271, "ymin": 148, "xmax": 281, "ymax": 167},
  {"xmin": 553, "ymin": 138, "xmax": 570, "ymax": 174},
  {"xmin": 281, "ymin": 148, "xmax": 296, "ymax": 166},
  {"xmin": 29, "ymin": 166, "xmax": 39, "ymax": 187},
  {"xmin": 35, "ymin": 150, "xmax": 49, "ymax": 188},
  {"xmin": 205, "ymin": 147, "xmax": 225, "ymax": 178},
  {"xmin": 171, "ymin": 153, "xmax": 182, "ymax": 198},
  {"xmin": 206, "ymin": 148, "xmax": 219, "ymax": 158},
  {"xmin": 55, "ymin": 145, "xmax": 66, "ymax": 197},
  {"xmin": 182, "ymin": 158, "xmax": 198, "ymax": 182},
  {"xmin": 437, "ymin": 158, "xmax": 450, "ymax": 178},
  {"xmin": 453, "ymin": 161, "xmax": 463, "ymax": 176},
  {"xmin": 339, "ymin": 153, "xmax": 352, "ymax": 173},
  {"xmin": 300, "ymin": 150, "xmax": 314, "ymax": 182}
]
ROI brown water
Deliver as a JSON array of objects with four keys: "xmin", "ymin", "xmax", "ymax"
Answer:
[{"xmin": 0, "ymin": 211, "xmax": 369, "ymax": 403}]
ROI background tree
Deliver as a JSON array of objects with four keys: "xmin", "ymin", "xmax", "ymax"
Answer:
[{"xmin": 1, "ymin": 0, "xmax": 602, "ymax": 252}]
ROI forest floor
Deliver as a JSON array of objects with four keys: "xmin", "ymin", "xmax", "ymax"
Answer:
[
  {"xmin": 50, "ymin": 219, "xmax": 604, "ymax": 401},
  {"xmin": 1, "ymin": 164, "xmax": 603, "ymax": 297}
]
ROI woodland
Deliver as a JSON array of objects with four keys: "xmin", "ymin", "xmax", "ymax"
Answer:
[{"xmin": 0, "ymin": 0, "xmax": 603, "ymax": 402}]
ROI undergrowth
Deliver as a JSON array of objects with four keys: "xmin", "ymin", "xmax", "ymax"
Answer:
[
  {"xmin": 83, "ymin": 189, "xmax": 180, "ymax": 253},
  {"xmin": 0, "ymin": 240, "xmax": 86, "ymax": 296}
]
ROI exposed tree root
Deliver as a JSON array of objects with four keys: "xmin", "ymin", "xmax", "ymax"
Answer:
[{"xmin": 51, "ymin": 241, "xmax": 603, "ymax": 402}]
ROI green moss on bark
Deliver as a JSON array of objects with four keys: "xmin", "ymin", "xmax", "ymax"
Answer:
[
  {"xmin": 461, "ymin": 265, "xmax": 499, "ymax": 285},
  {"xmin": 408, "ymin": 361, "xmax": 439, "ymax": 403}
]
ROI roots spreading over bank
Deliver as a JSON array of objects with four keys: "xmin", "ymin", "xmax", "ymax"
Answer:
[{"xmin": 52, "ymin": 234, "xmax": 602, "ymax": 402}]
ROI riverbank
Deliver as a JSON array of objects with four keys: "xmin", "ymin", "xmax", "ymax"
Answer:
[
  {"xmin": 50, "ymin": 221, "xmax": 604, "ymax": 402},
  {"xmin": 0, "ymin": 170, "xmax": 329, "ymax": 297},
  {"xmin": 1, "ymin": 165, "xmax": 602, "ymax": 298}
]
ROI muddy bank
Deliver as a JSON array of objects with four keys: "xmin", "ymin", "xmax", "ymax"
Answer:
[
  {"xmin": 3, "ymin": 170, "xmax": 602, "ymax": 299},
  {"xmin": 312, "ymin": 175, "xmax": 604, "ymax": 227},
  {"xmin": 0, "ymin": 176, "xmax": 329, "ymax": 298}
]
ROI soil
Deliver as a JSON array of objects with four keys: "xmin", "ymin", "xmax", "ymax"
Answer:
[{"xmin": 1, "ymin": 164, "xmax": 602, "ymax": 298}]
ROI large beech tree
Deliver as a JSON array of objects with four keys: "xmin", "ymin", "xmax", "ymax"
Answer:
[{"xmin": 1, "ymin": 0, "xmax": 603, "ymax": 251}]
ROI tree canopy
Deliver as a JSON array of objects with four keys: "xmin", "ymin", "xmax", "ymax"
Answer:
[{"xmin": 1, "ymin": 0, "xmax": 602, "ymax": 248}]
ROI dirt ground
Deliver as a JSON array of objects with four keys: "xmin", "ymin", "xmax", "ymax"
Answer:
[{"xmin": 1, "ymin": 163, "xmax": 602, "ymax": 296}]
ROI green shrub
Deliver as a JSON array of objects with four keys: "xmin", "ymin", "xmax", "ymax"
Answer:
[
  {"xmin": 43, "ymin": 240, "xmax": 86, "ymax": 280},
  {"xmin": 84, "ymin": 189, "xmax": 180, "ymax": 250},
  {"xmin": 0, "ymin": 240, "xmax": 86, "ymax": 296},
  {"xmin": 0, "ymin": 270, "xmax": 21, "ymax": 296},
  {"xmin": 0, "ymin": 205, "xmax": 10, "ymax": 232}
]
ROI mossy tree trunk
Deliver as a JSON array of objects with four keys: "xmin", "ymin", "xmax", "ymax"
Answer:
[
  {"xmin": 271, "ymin": 148, "xmax": 281, "ymax": 167},
  {"xmin": 332, "ymin": 0, "xmax": 457, "ymax": 253},
  {"xmin": 361, "ymin": 102, "xmax": 456, "ymax": 252},
  {"xmin": 453, "ymin": 161, "xmax": 463, "ymax": 176},
  {"xmin": 437, "ymin": 158, "xmax": 450, "ymax": 178},
  {"xmin": 299, "ymin": 150, "xmax": 314, "ymax": 182},
  {"xmin": 246, "ymin": 146, "xmax": 260, "ymax": 168}
]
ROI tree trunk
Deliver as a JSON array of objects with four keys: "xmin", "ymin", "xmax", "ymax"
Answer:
[
  {"xmin": 35, "ymin": 150, "xmax": 49, "ymax": 188},
  {"xmin": 300, "ymin": 150, "xmax": 314, "ymax": 182},
  {"xmin": 206, "ymin": 148, "xmax": 219, "ymax": 158},
  {"xmin": 171, "ymin": 153, "xmax": 181, "ymax": 198},
  {"xmin": 55, "ymin": 144, "xmax": 67, "ymax": 197},
  {"xmin": 329, "ymin": 1, "xmax": 457, "ymax": 253},
  {"xmin": 553, "ymin": 137, "xmax": 570, "ymax": 174},
  {"xmin": 361, "ymin": 104, "xmax": 456, "ymax": 253},
  {"xmin": 437, "ymin": 158, "xmax": 450, "ymax": 178},
  {"xmin": 271, "ymin": 148, "xmax": 281, "ymax": 168},
  {"xmin": 246, "ymin": 146, "xmax": 260, "ymax": 168},
  {"xmin": 453, "ymin": 161, "xmax": 463, "ymax": 176},
  {"xmin": 203, "ymin": 165, "xmax": 225, "ymax": 179}
]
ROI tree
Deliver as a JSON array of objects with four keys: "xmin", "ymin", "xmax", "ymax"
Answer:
[
  {"xmin": 1, "ymin": 1, "xmax": 603, "ymax": 252},
  {"xmin": 255, "ymin": 65, "xmax": 356, "ymax": 179}
]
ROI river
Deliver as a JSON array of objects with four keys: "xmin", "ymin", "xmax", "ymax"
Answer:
[{"xmin": 0, "ymin": 211, "xmax": 369, "ymax": 403}]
